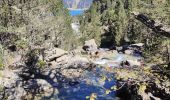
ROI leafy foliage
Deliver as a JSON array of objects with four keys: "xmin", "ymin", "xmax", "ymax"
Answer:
[{"xmin": 37, "ymin": 60, "xmax": 46, "ymax": 69}]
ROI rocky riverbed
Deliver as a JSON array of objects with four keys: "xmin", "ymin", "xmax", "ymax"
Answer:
[{"xmin": 0, "ymin": 40, "xmax": 169, "ymax": 100}]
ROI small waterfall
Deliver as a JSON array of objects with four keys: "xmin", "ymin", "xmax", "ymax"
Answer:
[{"xmin": 71, "ymin": 19, "xmax": 80, "ymax": 34}]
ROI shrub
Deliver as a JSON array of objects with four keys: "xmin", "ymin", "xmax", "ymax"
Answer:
[
  {"xmin": 37, "ymin": 60, "xmax": 46, "ymax": 69},
  {"xmin": 0, "ymin": 45, "xmax": 4, "ymax": 70},
  {"xmin": 0, "ymin": 59, "xmax": 4, "ymax": 70}
]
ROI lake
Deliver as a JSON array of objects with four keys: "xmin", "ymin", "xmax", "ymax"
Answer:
[{"xmin": 69, "ymin": 10, "xmax": 85, "ymax": 16}]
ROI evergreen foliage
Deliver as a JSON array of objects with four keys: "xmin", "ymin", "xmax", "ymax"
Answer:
[
  {"xmin": 79, "ymin": 0, "xmax": 170, "ymax": 63},
  {"xmin": 0, "ymin": 0, "xmax": 76, "ymax": 50}
]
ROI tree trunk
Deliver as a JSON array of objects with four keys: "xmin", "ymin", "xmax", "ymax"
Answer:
[
  {"xmin": 167, "ymin": 45, "xmax": 170, "ymax": 63},
  {"xmin": 132, "ymin": 12, "xmax": 170, "ymax": 37}
]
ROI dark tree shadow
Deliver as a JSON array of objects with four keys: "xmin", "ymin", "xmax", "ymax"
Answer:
[{"xmin": 18, "ymin": 49, "xmax": 83, "ymax": 99}]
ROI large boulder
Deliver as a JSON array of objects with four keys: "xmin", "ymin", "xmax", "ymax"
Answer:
[
  {"xmin": 44, "ymin": 48, "xmax": 68, "ymax": 62},
  {"xmin": 48, "ymin": 55, "xmax": 68, "ymax": 68},
  {"xmin": 83, "ymin": 39, "xmax": 98, "ymax": 51}
]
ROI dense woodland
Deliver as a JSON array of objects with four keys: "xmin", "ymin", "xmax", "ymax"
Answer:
[
  {"xmin": 79, "ymin": 0, "xmax": 170, "ymax": 63},
  {"xmin": 0, "ymin": 0, "xmax": 79, "ymax": 68},
  {"xmin": 0, "ymin": 0, "xmax": 76, "ymax": 50},
  {"xmin": 0, "ymin": 0, "xmax": 170, "ymax": 100}
]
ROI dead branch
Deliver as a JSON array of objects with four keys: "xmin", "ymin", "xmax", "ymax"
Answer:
[{"xmin": 132, "ymin": 12, "xmax": 170, "ymax": 37}]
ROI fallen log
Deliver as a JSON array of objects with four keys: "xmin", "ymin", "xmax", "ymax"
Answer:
[{"xmin": 132, "ymin": 12, "xmax": 170, "ymax": 37}]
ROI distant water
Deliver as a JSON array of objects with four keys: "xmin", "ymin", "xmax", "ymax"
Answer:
[{"xmin": 69, "ymin": 10, "xmax": 84, "ymax": 16}]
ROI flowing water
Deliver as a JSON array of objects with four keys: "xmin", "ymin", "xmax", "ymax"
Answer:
[
  {"xmin": 50, "ymin": 54, "xmax": 142, "ymax": 100},
  {"xmin": 57, "ymin": 66, "xmax": 116, "ymax": 100},
  {"xmin": 56, "ymin": 2, "xmax": 143, "ymax": 99}
]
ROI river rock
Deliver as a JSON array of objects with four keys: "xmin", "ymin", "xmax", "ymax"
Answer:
[
  {"xmin": 127, "ymin": 59, "xmax": 141, "ymax": 66},
  {"xmin": 0, "ymin": 69, "xmax": 19, "ymax": 88},
  {"xmin": 125, "ymin": 50, "xmax": 134, "ymax": 55},
  {"xmin": 61, "ymin": 69, "xmax": 83, "ymax": 79},
  {"xmin": 0, "ymin": 69, "xmax": 26, "ymax": 100},
  {"xmin": 129, "ymin": 43, "xmax": 144, "ymax": 49},
  {"xmin": 36, "ymin": 79, "xmax": 56, "ymax": 97},
  {"xmin": 69, "ymin": 55, "xmax": 89, "ymax": 63},
  {"xmin": 56, "ymin": 55, "xmax": 68, "ymax": 63},
  {"xmin": 116, "ymin": 46, "xmax": 123, "ymax": 53},
  {"xmin": 48, "ymin": 61, "xmax": 58, "ymax": 68},
  {"xmin": 44, "ymin": 48, "xmax": 68, "ymax": 62},
  {"xmin": 13, "ymin": 84, "xmax": 27, "ymax": 100},
  {"xmin": 84, "ymin": 39, "xmax": 98, "ymax": 51},
  {"xmin": 131, "ymin": 43, "xmax": 144, "ymax": 47},
  {"xmin": 73, "ymin": 46, "xmax": 84, "ymax": 54},
  {"xmin": 20, "ymin": 79, "xmax": 57, "ymax": 99}
]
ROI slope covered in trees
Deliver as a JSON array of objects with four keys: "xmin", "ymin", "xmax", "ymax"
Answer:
[
  {"xmin": 79, "ymin": 0, "xmax": 170, "ymax": 63},
  {"xmin": 0, "ymin": 0, "xmax": 170, "ymax": 100},
  {"xmin": 0, "ymin": 0, "xmax": 79, "ymax": 99},
  {"xmin": 63, "ymin": 0, "xmax": 93, "ymax": 9},
  {"xmin": 0, "ymin": 0, "xmax": 76, "ymax": 50},
  {"xmin": 78, "ymin": 1, "xmax": 170, "ymax": 99}
]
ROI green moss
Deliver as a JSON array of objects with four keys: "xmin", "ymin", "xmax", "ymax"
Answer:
[{"xmin": 37, "ymin": 60, "xmax": 46, "ymax": 69}]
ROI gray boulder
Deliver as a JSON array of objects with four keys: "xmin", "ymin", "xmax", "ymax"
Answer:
[
  {"xmin": 84, "ymin": 39, "xmax": 98, "ymax": 51},
  {"xmin": 44, "ymin": 48, "xmax": 68, "ymax": 62}
]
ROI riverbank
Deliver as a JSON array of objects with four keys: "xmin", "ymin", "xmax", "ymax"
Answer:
[{"xmin": 0, "ymin": 39, "xmax": 169, "ymax": 100}]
